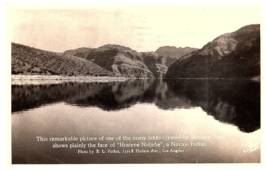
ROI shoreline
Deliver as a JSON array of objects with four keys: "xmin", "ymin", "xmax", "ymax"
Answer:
[
  {"xmin": 11, "ymin": 75, "xmax": 129, "ymax": 85},
  {"xmin": 11, "ymin": 74, "xmax": 261, "ymax": 85}
]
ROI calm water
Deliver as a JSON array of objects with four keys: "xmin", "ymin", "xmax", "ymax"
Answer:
[{"xmin": 11, "ymin": 79, "xmax": 261, "ymax": 163}]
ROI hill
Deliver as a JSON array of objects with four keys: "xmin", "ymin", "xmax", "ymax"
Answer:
[
  {"xmin": 165, "ymin": 24, "xmax": 260, "ymax": 79},
  {"xmin": 140, "ymin": 52, "xmax": 168, "ymax": 79},
  {"xmin": 12, "ymin": 43, "xmax": 114, "ymax": 77},
  {"xmin": 155, "ymin": 46, "xmax": 198, "ymax": 66},
  {"xmin": 68, "ymin": 45, "xmax": 156, "ymax": 79},
  {"xmin": 65, "ymin": 45, "xmax": 197, "ymax": 79},
  {"xmin": 63, "ymin": 47, "xmax": 92, "ymax": 56}
]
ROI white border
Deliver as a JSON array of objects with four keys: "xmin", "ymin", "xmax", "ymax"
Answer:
[{"xmin": 2, "ymin": 1, "xmax": 267, "ymax": 170}]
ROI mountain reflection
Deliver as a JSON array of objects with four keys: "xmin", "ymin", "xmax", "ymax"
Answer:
[
  {"xmin": 166, "ymin": 79, "xmax": 260, "ymax": 133},
  {"xmin": 12, "ymin": 79, "xmax": 260, "ymax": 133}
]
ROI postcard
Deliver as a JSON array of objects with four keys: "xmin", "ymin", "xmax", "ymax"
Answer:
[{"xmin": 6, "ymin": 4, "xmax": 263, "ymax": 164}]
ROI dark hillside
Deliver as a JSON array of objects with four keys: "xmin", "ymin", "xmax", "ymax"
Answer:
[
  {"xmin": 166, "ymin": 24, "xmax": 260, "ymax": 79},
  {"xmin": 12, "ymin": 43, "xmax": 114, "ymax": 77}
]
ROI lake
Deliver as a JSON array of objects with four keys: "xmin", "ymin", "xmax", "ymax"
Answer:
[{"xmin": 11, "ymin": 79, "xmax": 261, "ymax": 163}]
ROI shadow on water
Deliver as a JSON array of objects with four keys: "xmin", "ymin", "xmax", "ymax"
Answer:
[{"xmin": 12, "ymin": 79, "xmax": 260, "ymax": 133}]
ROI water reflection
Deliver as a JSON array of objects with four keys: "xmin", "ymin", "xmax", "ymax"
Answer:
[
  {"xmin": 12, "ymin": 79, "xmax": 260, "ymax": 133},
  {"xmin": 166, "ymin": 79, "xmax": 260, "ymax": 133}
]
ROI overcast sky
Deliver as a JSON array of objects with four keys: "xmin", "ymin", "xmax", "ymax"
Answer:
[{"xmin": 9, "ymin": 4, "xmax": 263, "ymax": 52}]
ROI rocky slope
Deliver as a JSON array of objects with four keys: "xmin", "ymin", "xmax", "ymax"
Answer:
[
  {"xmin": 63, "ymin": 47, "xmax": 92, "ymax": 56},
  {"xmin": 12, "ymin": 42, "xmax": 197, "ymax": 79},
  {"xmin": 165, "ymin": 24, "xmax": 260, "ymax": 79},
  {"xmin": 141, "ymin": 52, "xmax": 168, "ymax": 78},
  {"xmin": 12, "ymin": 43, "xmax": 114, "ymax": 76},
  {"xmin": 65, "ymin": 45, "xmax": 197, "ymax": 78},
  {"xmin": 69, "ymin": 44, "xmax": 155, "ymax": 79},
  {"xmin": 155, "ymin": 46, "xmax": 198, "ymax": 66}
]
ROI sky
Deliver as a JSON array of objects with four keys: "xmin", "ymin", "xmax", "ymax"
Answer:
[{"xmin": 9, "ymin": 4, "xmax": 263, "ymax": 52}]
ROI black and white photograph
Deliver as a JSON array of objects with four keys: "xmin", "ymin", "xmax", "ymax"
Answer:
[{"xmin": 7, "ymin": 3, "xmax": 262, "ymax": 164}]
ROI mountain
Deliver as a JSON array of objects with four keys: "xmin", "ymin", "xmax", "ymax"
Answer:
[
  {"xmin": 165, "ymin": 24, "xmax": 260, "ymax": 79},
  {"xmin": 12, "ymin": 43, "xmax": 114, "ymax": 76},
  {"xmin": 155, "ymin": 46, "xmax": 198, "ymax": 66},
  {"xmin": 63, "ymin": 47, "xmax": 92, "ymax": 56},
  {"xmin": 65, "ymin": 45, "xmax": 197, "ymax": 79},
  {"xmin": 141, "ymin": 46, "xmax": 197, "ymax": 78},
  {"xmin": 140, "ymin": 52, "xmax": 168, "ymax": 78},
  {"xmin": 67, "ymin": 44, "xmax": 156, "ymax": 79},
  {"xmin": 12, "ymin": 42, "xmax": 197, "ymax": 79}
]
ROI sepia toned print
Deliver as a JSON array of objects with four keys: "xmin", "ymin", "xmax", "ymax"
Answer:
[{"xmin": 9, "ymin": 4, "xmax": 262, "ymax": 164}]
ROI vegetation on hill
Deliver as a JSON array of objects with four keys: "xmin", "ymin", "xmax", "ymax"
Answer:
[
  {"xmin": 12, "ymin": 43, "xmax": 114, "ymax": 77},
  {"xmin": 13, "ymin": 24, "xmax": 257, "ymax": 80}
]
